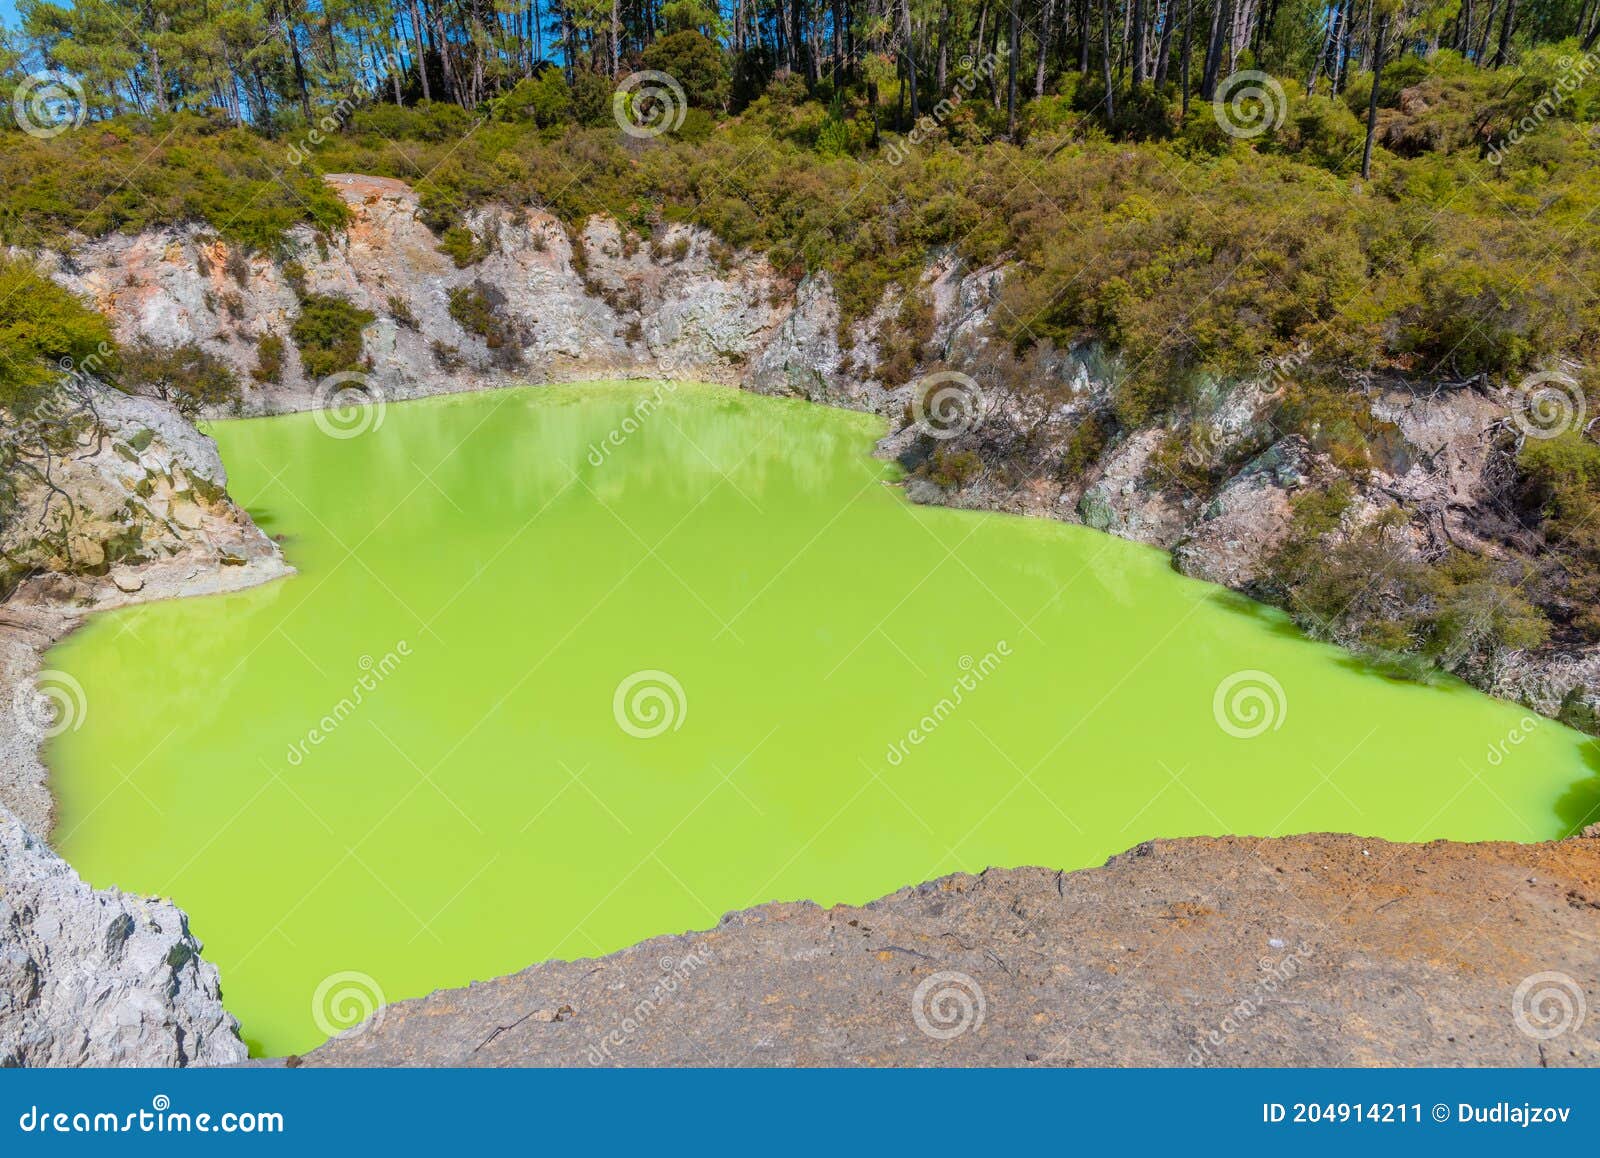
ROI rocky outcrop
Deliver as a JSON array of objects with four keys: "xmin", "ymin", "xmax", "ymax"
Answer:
[
  {"xmin": 0, "ymin": 807, "xmax": 248, "ymax": 1067},
  {"xmin": 0, "ymin": 380, "xmax": 286, "ymax": 1067},
  {"xmin": 294, "ymin": 831, "xmax": 1600, "ymax": 1068},
  {"xmin": 0, "ymin": 379, "xmax": 285, "ymax": 601}
]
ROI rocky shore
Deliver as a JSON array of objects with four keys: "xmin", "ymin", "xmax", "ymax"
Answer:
[
  {"xmin": 293, "ymin": 832, "xmax": 1600, "ymax": 1068},
  {"xmin": 0, "ymin": 386, "xmax": 288, "ymax": 1067},
  {"xmin": 3, "ymin": 170, "xmax": 1598, "ymax": 1068},
  {"xmin": 34, "ymin": 171, "xmax": 1600, "ymax": 730}
]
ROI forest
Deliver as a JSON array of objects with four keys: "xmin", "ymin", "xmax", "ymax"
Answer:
[
  {"xmin": 3, "ymin": 0, "xmax": 1599, "ymax": 133},
  {"xmin": 4, "ymin": 0, "xmax": 1600, "ymax": 680}
]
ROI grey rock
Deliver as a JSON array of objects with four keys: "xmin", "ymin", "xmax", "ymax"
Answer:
[
  {"xmin": 0, "ymin": 807, "xmax": 248, "ymax": 1067},
  {"xmin": 294, "ymin": 832, "xmax": 1600, "ymax": 1068}
]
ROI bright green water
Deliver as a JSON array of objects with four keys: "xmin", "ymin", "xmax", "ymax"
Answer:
[{"xmin": 46, "ymin": 382, "xmax": 1599, "ymax": 1055}]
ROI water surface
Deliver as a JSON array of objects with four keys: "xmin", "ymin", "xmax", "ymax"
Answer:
[{"xmin": 47, "ymin": 382, "xmax": 1599, "ymax": 1055}]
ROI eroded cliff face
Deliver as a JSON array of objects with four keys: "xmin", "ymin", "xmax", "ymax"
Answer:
[
  {"xmin": 0, "ymin": 385, "xmax": 284, "ymax": 1068},
  {"xmin": 37, "ymin": 172, "xmax": 1600, "ymax": 725},
  {"xmin": 0, "ymin": 804, "xmax": 249, "ymax": 1068},
  {"xmin": 5, "ymin": 170, "xmax": 1598, "ymax": 1068}
]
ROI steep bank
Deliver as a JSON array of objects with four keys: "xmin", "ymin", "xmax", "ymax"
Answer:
[
  {"xmin": 39, "ymin": 172, "xmax": 1600, "ymax": 732},
  {"xmin": 294, "ymin": 831, "xmax": 1600, "ymax": 1068},
  {"xmin": 4, "ymin": 170, "xmax": 1599, "ymax": 1068},
  {"xmin": 0, "ymin": 388, "xmax": 288, "ymax": 1066}
]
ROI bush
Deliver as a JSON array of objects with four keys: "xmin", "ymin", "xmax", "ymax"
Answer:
[
  {"xmin": 640, "ymin": 31, "xmax": 730, "ymax": 112},
  {"xmin": 438, "ymin": 224, "xmax": 489, "ymax": 266},
  {"xmin": 448, "ymin": 282, "xmax": 512, "ymax": 349},
  {"xmin": 119, "ymin": 339, "xmax": 241, "ymax": 416},
  {"xmin": 492, "ymin": 70, "xmax": 573, "ymax": 128},
  {"xmin": 291, "ymin": 294, "xmax": 374, "ymax": 380},
  {"xmin": 0, "ymin": 257, "xmax": 115, "ymax": 413},
  {"xmin": 251, "ymin": 333, "xmax": 285, "ymax": 384}
]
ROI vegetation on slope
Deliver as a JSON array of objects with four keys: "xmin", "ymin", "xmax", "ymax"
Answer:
[{"xmin": 2, "ymin": 0, "xmax": 1600, "ymax": 682}]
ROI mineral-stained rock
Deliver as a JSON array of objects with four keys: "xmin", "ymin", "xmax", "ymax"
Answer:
[
  {"xmin": 0, "ymin": 808, "xmax": 248, "ymax": 1067},
  {"xmin": 294, "ymin": 832, "xmax": 1600, "ymax": 1068}
]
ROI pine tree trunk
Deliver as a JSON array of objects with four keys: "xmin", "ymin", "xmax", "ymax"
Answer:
[{"xmin": 1361, "ymin": 12, "xmax": 1387, "ymax": 179}]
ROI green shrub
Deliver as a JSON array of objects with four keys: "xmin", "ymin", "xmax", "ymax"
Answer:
[
  {"xmin": 291, "ymin": 294, "xmax": 374, "ymax": 380},
  {"xmin": 439, "ymin": 224, "xmax": 489, "ymax": 267},
  {"xmin": 640, "ymin": 31, "xmax": 730, "ymax": 112},
  {"xmin": 448, "ymin": 282, "xmax": 511, "ymax": 349},
  {"xmin": 252, "ymin": 333, "xmax": 285, "ymax": 384},
  {"xmin": 119, "ymin": 339, "xmax": 241, "ymax": 416},
  {"xmin": 0, "ymin": 257, "xmax": 115, "ymax": 413}
]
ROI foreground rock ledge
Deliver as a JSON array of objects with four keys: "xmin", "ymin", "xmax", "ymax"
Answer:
[{"xmin": 294, "ymin": 833, "xmax": 1600, "ymax": 1068}]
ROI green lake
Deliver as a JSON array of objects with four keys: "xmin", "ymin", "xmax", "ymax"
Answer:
[{"xmin": 44, "ymin": 382, "xmax": 1600, "ymax": 1056}]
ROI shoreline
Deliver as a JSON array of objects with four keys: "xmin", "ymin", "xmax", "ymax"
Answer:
[{"xmin": 6, "ymin": 374, "xmax": 1599, "ymax": 1067}]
